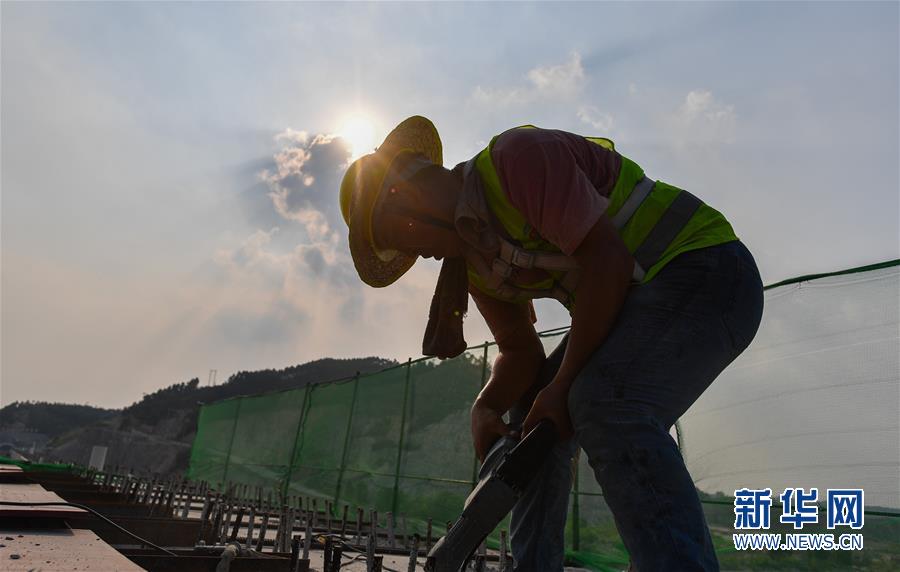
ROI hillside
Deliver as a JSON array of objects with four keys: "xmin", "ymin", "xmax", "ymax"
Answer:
[
  {"xmin": 0, "ymin": 402, "xmax": 117, "ymax": 439},
  {"xmin": 0, "ymin": 356, "xmax": 396, "ymax": 474}
]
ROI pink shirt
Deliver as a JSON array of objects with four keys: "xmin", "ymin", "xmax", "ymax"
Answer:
[{"xmin": 490, "ymin": 127, "xmax": 621, "ymax": 255}]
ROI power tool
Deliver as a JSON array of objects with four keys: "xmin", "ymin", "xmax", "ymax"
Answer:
[{"xmin": 425, "ymin": 419, "xmax": 558, "ymax": 572}]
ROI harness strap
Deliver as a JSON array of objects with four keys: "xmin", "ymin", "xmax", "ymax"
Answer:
[
  {"xmin": 497, "ymin": 240, "xmax": 579, "ymax": 271},
  {"xmin": 463, "ymin": 156, "xmax": 698, "ymax": 304},
  {"xmin": 478, "ymin": 176, "xmax": 657, "ymax": 301}
]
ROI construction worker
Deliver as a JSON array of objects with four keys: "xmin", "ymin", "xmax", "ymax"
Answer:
[{"xmin": 340, "ymin": 116, "xmax": 764, "ymax": 571}]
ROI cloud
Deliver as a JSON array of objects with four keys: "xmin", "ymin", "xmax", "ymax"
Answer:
[
  {"xmin": 470, "ymin": 51, "xmax": 585, "ymax": 106},
  {"xmin": 207, "ymin": 120, "xmax": 486, "ymax": 370},
  {"xmin": 225, "ymin": 128, "xmax": 366, "ymax": 324},
  {"xmin": 214, "ymin": 228, "xmax": 281, "ymax": 269},
  {"xmin": 667, "ymin": 89, "xmax": 737, "ymax": 145},
  {"xmin": 274, "ymin": 128, "xmax": 309, "ymax": 145},
  {"xmin": 215, "ymin": 125, "xmax": 366, "ymax": 329},
  {"xmin": 577, "ymin": 105, "xmax": 614, "ymax": 131},
  {"xmin": 302, "ymin": 244, "xmax": 326, "ymax": 275},
  {"xmin": 258, "ymin": 130, "xmax": 352, "ymax": 242},
  {"xmin": 210, "ymin": 224, "xmax": 366, "ymax": 358},
  {"xmin": 678, "ymin": 90, "xmax": 735, "ymax": 125},
  {"xmin": 526, "ymin": 51, "xmax": 584, "ymax": 95},
  {"xmin": 470, "ymin": 85, "xmax": 529, "ymax": 108},
  {"xmin": 215, "ymin": 228, "xmax": 354, "ymax": 291}
]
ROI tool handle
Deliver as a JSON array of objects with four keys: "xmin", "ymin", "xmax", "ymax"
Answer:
[
  {"xmin": 478, "ymin": 435, "xmax": 518, "ymax": 481},
  {"xmin": 496, "ymin": 419, "xmax": 558, "ymax": 486}
]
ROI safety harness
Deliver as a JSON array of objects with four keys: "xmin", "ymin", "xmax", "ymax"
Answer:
[{"xmin": 458, "ymin": 155, "xmax": 703, "ymax": 308}]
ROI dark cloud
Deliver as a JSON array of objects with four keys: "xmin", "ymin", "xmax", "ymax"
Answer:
[
  {"xmin": 302, "ymin": 244, "xmax": 326, "ymax": 275},
  {"xmin": 294, "ymin": 244, "xmax": 360, "ymax": 292},
  {"xmin": 235, "ymin": 132, "xmax": 354, "ymax": 241},
  {"xmin": 276, "ymin": 135, "xmax": 350, "ymax": 227},
  {"xmin": 260, "ymin": 133, "xmax": 352, "ymax": 238},
  {"xmin": 237, "ymin": 180, "xmax": 288, "ymax": 231},
  {"xmin": 220, "ymin": 129, "xmax": 368, "ymax": 328}
]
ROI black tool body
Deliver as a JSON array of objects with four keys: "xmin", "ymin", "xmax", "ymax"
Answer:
[{"xmin": 425, "ymin": 419, "xmax": 558, "ymax": 572}]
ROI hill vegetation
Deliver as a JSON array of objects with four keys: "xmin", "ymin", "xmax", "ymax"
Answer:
[
  {"xmin": 0, "ymin": 402, "xmax": 117, "ymax": 438},
  {"xmin": 1, "ymin": 356, "xmax": 397, "ymax": 473}
]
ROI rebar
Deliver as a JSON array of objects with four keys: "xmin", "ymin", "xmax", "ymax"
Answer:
[
  {"xmin": 290, "ymin": 536, "xmax": 302, "ymax": 572},
  {"xmin": 387, "ymin": 511, "xmax": 396, "ymax": 548},
  {"xmin": 407, "ymin": 534, "xmax": 419, "ymax": 572},
  {"xmin": 499, "ymin": 530, "xmax": 509, "ymax": 572}
]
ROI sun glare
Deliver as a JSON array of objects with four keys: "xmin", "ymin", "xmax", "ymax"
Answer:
[{"xmin": 340, "ymin": 116, "xmax": 376, "ymax": 160}]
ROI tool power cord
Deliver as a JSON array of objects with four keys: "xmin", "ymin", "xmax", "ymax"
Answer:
[{"xmin": 0, "ymin": 500, "xmax": 177, "ymax": 556}]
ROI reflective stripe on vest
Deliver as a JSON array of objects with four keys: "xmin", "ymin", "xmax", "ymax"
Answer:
[
  {"xmin": 610, "ymin": 176, "xmax": 704, "ymax": 279},
  {"xmin": 632, "ymin": 188, "xmax": 702, "ymax": 272}
]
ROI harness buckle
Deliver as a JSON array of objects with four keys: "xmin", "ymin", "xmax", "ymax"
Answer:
[{"xmin": 510, "ymin": 248, "xmax": 535, "ymax": 268}]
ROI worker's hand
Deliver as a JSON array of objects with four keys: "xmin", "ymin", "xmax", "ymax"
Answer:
[
  {"xmin": 471, "ymin": 399, "xmax": 515, "ymax": 462},
  {"xmin": 522, "ymin": 381, "xmax": 574, "ymax": 441}
]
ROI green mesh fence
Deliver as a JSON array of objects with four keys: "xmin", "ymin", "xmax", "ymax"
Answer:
[
  {"xmin": 187, "ymin": 260, "xmax": 900, "ymax": 570},
  {"xmin": 186, "ymin": 397, "xmax": 241, "ymax": 485}
]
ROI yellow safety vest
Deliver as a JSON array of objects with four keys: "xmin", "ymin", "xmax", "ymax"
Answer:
[{"xmin": 464, "ymin": 126, "xmax": 738, "ymax": 310}]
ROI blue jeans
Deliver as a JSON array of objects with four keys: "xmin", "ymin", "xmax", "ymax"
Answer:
[{"xmin": 507, "ymin": 240, "xmax": 764, "ymax": 571}]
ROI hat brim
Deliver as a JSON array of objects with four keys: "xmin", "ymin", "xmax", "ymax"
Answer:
[{"xmin": 346, "ymin": 116, "xmax": 443, "ymax": 287}]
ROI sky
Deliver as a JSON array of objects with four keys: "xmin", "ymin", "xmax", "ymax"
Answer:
[{"xmin": 2, "ymin": 1, "xmax": 898, "ymax": 408}]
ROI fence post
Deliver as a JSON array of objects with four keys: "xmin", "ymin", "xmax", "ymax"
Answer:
[
  {"xmin": 334, "ymin": 374, "xmax": 361, "ymax": 511},
  {"xmin": 282, "ymin": 384, "xmax": 312, "ymax": 499},
  {"xmin": 220, "ymin": 398, "xmax": 244, "ymax": 485},
  {"xmin": 391, "ymin": 359, "xmax": 413, "ymax": 515},
  {"xmin": 470, "ymin": 342, "xmax": 490, "ymax": 490}
]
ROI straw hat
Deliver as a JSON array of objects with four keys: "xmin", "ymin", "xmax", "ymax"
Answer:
[{"xmin": 339, "ymin": 116, "xmax": 443, "ymax": 287}]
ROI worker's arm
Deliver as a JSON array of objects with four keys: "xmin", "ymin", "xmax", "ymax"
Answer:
[
  {"xmin": 521, "ymin": 214, "xmax": 633, "ymax": 440},
  {"xmin": 469, "ymin": 289, "xmax": 545, "ymax": 461}
]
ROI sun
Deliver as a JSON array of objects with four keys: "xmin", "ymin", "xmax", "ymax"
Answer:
[{"xmin": 339, "ymin": 116, "xmax": 376, "ymax": 160}]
